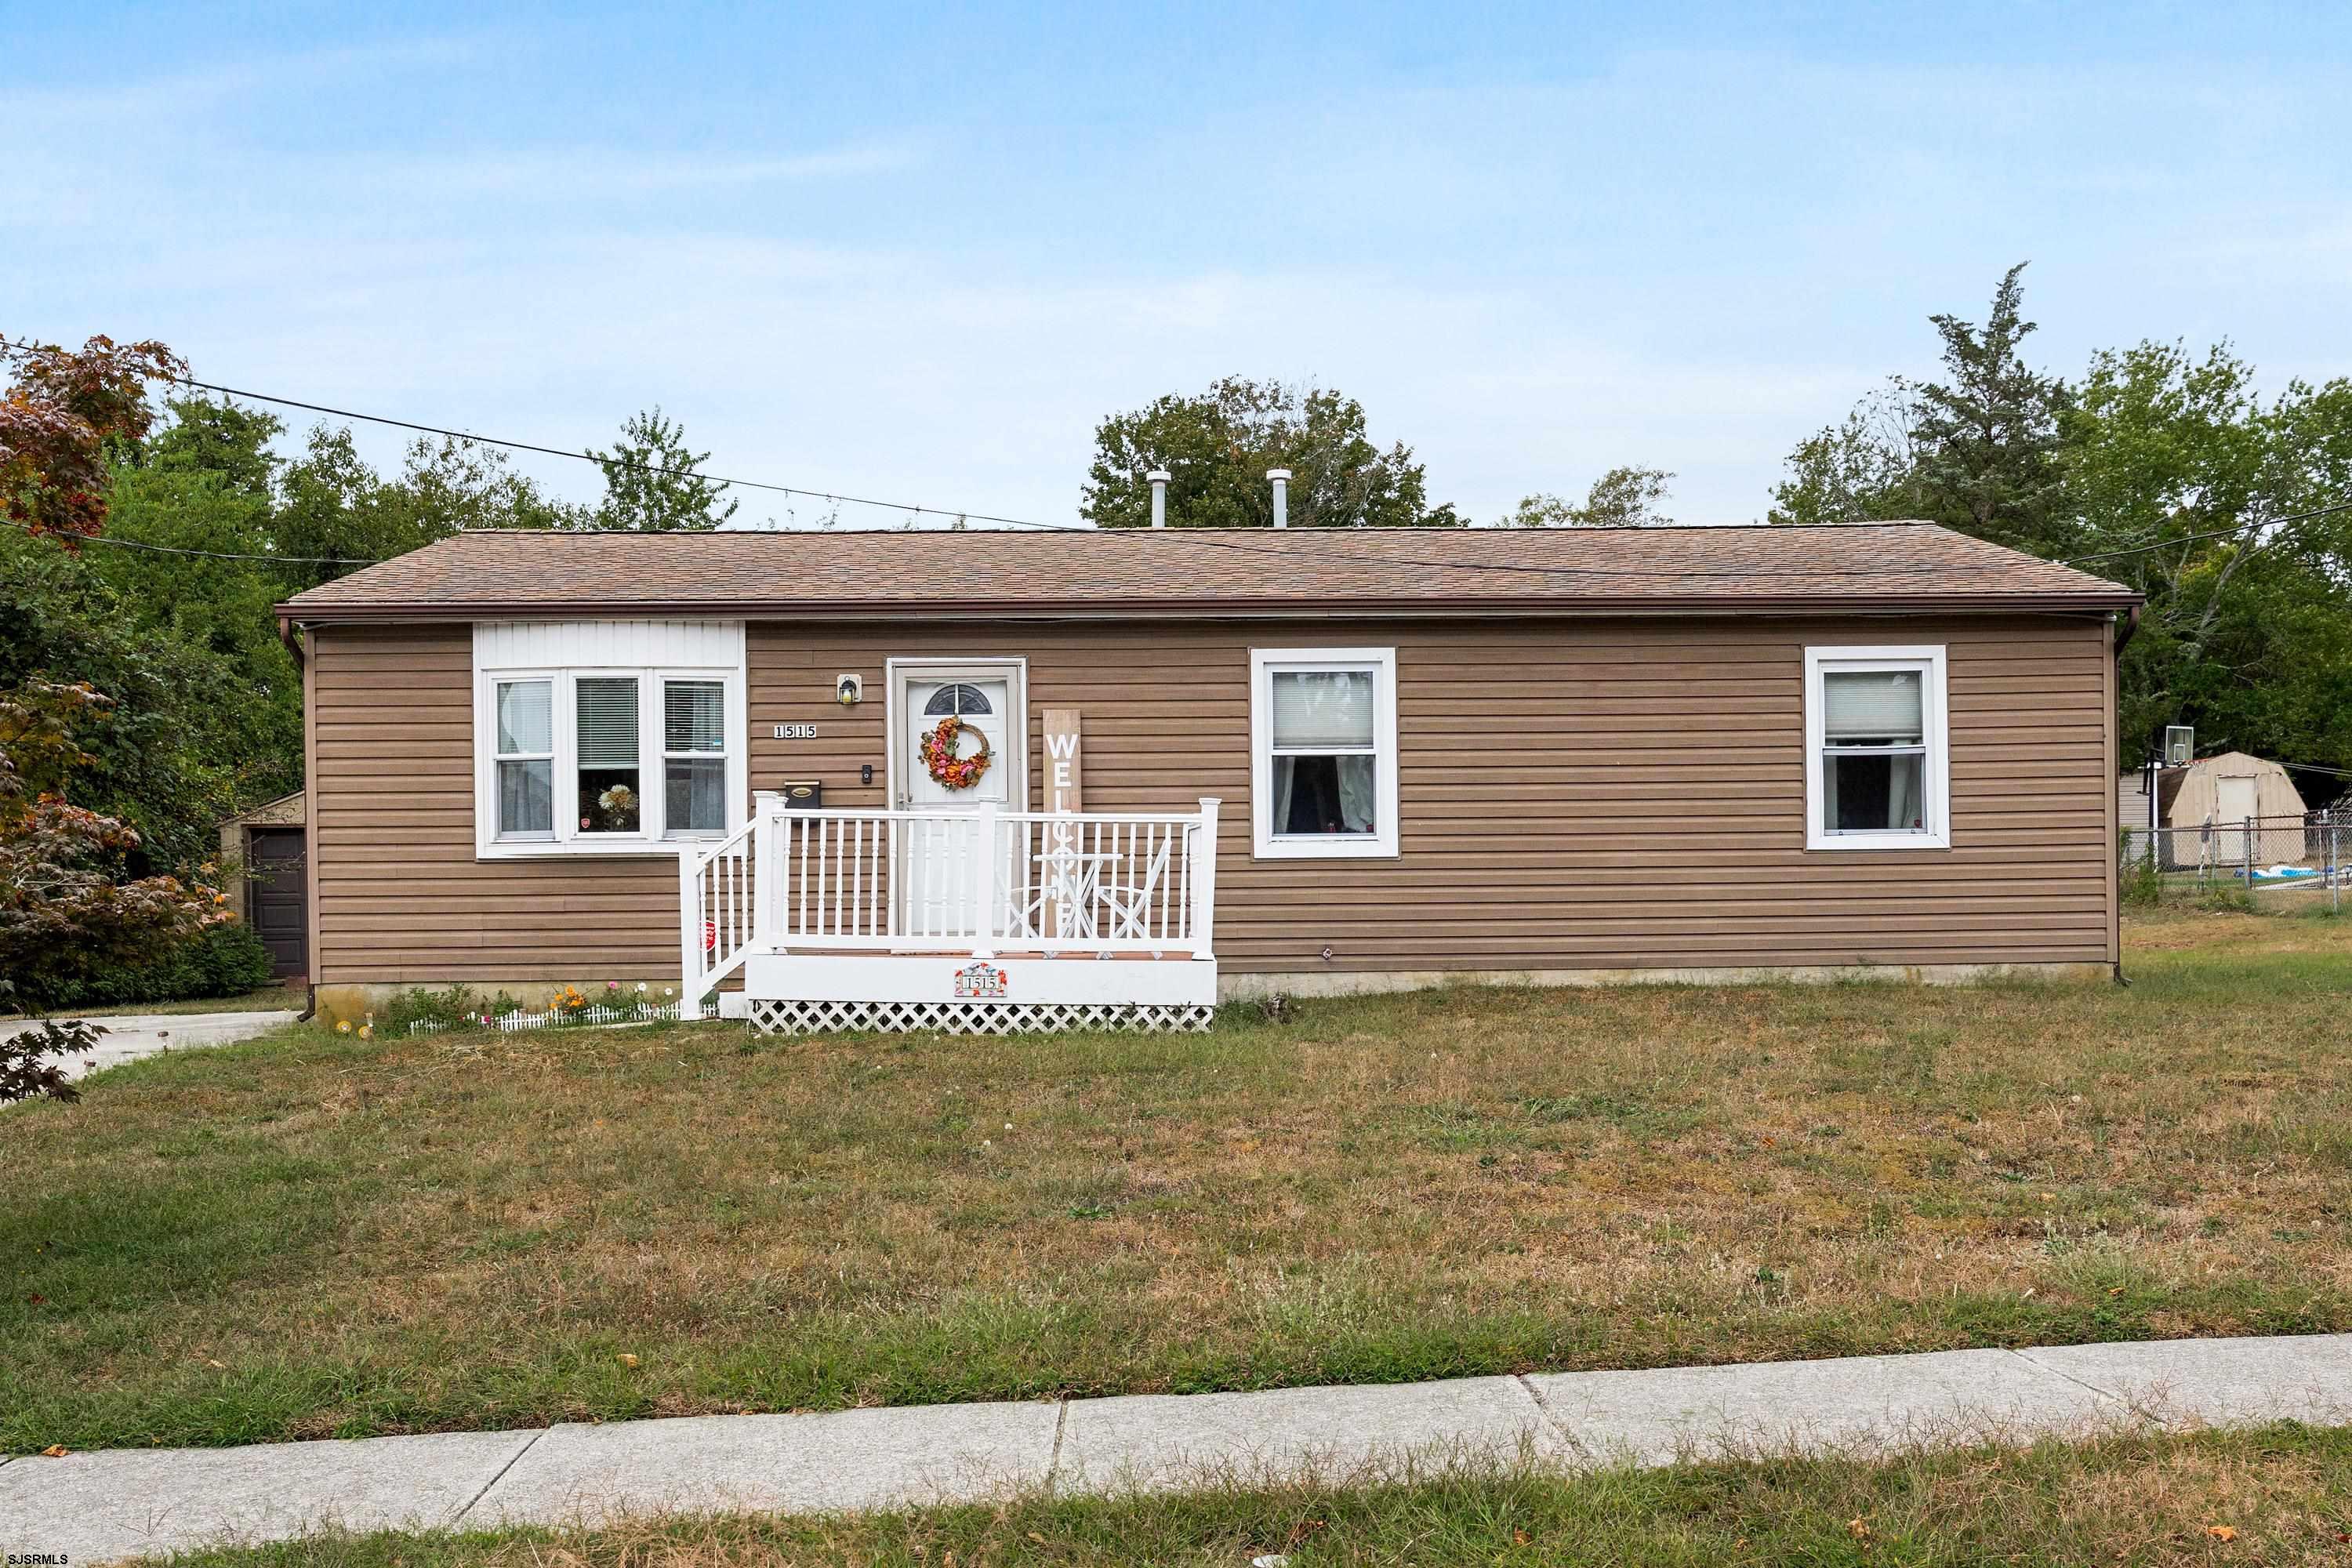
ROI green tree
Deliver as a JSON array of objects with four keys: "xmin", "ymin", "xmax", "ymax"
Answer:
[
  {"xmin": 1502, "ymin": 466, "xmax": 1675, "ymax": 528},
  {"xmin": 274, "ymin": 426, "xmax": 586, "ymax": 592},
  {"xmin": 1766, "ymin": 267, "xmax": 2069, "ymax": 546},
  {"xmin": 2063, "ymin": 342, "xmax": 2352, "ymax": 768},
  {"xmin": 1908, "ymin": 263, "xmax": 2074, "ymax": 554},
  {"xmin": 589, "ymin": 406, "xmax": 739, "ymax": 532},
  {"xmin": 0, "ymin": 677, "xmax": 227, "ymax": 1017},
  {"xmin": 0, "ymin": 534, "xmax": 260, "ymax": 867},
  {"xmin": 1766, "ymin": 383, "xmax": 1919, "ymax": 525},
  {"xmin": 84, "ymin": 398, "xmax": 305, "ymax": 807},
  {"xmin": 140, "ymin": 394, "xmax": 284, "ymax": 499},
  {"xmin": 1083, "ymin": 378, "xmax": 1459, "ymax": 528}
]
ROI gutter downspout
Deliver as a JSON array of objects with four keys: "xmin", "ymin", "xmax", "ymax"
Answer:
[
  {"xmin": 278, "ymin": 616, "xmax": 317, "ymax": 1022},
  {"xmin": 2111, "ymin": 604, "xmax": 2141, "ymax": 987}
]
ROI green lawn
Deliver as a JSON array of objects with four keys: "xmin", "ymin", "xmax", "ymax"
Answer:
[
  {"xmin": 143, "ymin": 1425, "xmax": 2352, "ymax": 1567},
  {"xmin": 5, "ymin": 909, "xmax": 2349, "ymax": 1454}
]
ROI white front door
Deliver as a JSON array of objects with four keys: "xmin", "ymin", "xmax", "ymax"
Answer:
[{"xmin": 892, "ymin": 665, "xmax": 1025, "ymax": 941}]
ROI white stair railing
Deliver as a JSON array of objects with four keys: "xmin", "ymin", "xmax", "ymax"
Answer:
[{"xmin": 676, "ymin": 795, "xmax": 769, "ymax": 1021}]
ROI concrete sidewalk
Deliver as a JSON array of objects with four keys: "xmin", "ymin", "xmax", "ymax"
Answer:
[
  {"xmin": 0, "ymin": 1010, "xmax": 299, "ymax": 1083},
  {"xmin": 5, "ymin": 1334, "xmax": 2348, "ymax": 1563}
]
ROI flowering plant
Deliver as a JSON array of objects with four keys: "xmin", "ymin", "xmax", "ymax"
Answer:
[{"xmin": 919, "ymin": 716, "xmax": 992, "ymax": 791}]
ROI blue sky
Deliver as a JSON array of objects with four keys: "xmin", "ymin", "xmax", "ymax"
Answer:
[{"xmin": 10, "ymin": 2, "xmax": 2349, "ymax": 526}]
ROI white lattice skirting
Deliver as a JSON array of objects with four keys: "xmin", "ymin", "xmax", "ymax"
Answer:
[{"xmin": 746, "ymin": 999, "xmax": 1217, "ymax": 1036}]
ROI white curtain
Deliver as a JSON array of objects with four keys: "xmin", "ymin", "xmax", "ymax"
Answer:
[
  {"xmin": 495, "ymin": 680, "xmax": 551, "ymax": 755},
  {"xmin": 1886, "ymin": 755, "xmax": 1922, "ymax": 830},
  {"xmin": 1273, "ymin": 758, "xmax": 1297, "ymax": 837},
  {"xmin": 1335, "ymin": 756, "xmax": 1376, "ymax": 832},
  {"xmin": 499, "ymin": 760, "xmax": 552, "ymax": 833},
  {"xmin": 666, "ymin": 760, "xmax": 726, "ymax": 832},
  {"xmin": 1824, "ymin": 753, "xmax": 1925, "ymax": 832}
]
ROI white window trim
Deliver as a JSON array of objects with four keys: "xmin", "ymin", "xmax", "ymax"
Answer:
[
  {"xmin": 1803, "ymin": 644, "xmax": 1951, "ymax": 852},
  {"xmin": 1249, "ymin": 646, "xmax": 1400, "ymax": 860},
  {"xmin": 474, "ymin": 643, "xmax": 749, "ymax": 861}
]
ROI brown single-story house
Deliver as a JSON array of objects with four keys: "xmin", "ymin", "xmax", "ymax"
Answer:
[{"xmin": 278, "ymin": 522, "xmax": 2140, "ymax": 1030}]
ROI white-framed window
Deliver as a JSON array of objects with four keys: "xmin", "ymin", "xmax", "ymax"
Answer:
[
  {"xmin": 492, "ymin": 677, "xmax": 557, "ymax": 840},
  {"xmin": 1803, "ymin": 644, "xmax": 1951, "ymax": 851},
  {"xmin": 473, "ymin": 622, "xmax": 746, "ymax": 858},
  {"xmin": 1249, "ymin": 646, "xmax": 1400, "ymax": 859}
]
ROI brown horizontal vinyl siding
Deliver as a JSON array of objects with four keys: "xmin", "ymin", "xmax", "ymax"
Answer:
[
  {"xmin": 309, "ymin": 623, "xmax": 681, "ymax": 985},
  {"xmin": 748, "ymin": 615, "xmax": 2118, "ymax": 978},
  {"xmin": 308, "ymin": 612, "xmax": 2116, "ymax": 990}
]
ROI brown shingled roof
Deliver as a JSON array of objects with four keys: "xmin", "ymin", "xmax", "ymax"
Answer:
[{"xmin": 279, "ymin": 521, "xmax": 2139, "ymax": 621}]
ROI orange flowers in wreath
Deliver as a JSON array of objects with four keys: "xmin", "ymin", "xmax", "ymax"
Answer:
[{"xmin": 920, "ymin": 714, "xmax": 993, "ymax": 790}]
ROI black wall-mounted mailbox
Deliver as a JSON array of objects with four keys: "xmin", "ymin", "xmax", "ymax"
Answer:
[{"xmin": 779, "ymin": 780, "xmax": 822, "ymax": 809}]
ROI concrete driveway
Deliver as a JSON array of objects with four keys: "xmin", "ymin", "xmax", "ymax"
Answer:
[{"xmin": 1, "ymin": 1009, "xmax": 302, "ymax": 1083}]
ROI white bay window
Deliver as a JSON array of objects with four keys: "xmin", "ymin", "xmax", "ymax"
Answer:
[
  {"xmin": 474, "ymin": 622, "xmax": 746, "ymax": 858},
  {"xmin": 1803, "ymin": 645, "xmax": 1950, "ymax": 851}
]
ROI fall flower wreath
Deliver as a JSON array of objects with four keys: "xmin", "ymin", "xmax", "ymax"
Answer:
[{"xmin": 920, "ymin": 714, "xmax": 993, "ymax": 790}]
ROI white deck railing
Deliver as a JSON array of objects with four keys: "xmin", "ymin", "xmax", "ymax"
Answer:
[{"xmin": 681, "ymin": 797, "xmax": 1220, "ymax": 1019}]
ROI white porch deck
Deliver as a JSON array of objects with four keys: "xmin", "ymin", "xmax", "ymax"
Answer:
[{"xmin": 681, "ymin": 795, "xmax": 1221, "ymax": 1033}]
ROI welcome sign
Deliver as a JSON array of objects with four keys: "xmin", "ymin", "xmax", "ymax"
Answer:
[{"xmin": 1043, "ymin": 709, "xmax": 1083, "ymax": 938}]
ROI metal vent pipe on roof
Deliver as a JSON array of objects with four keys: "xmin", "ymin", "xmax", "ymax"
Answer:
[
  {"xmin": 1268, "ymin": 468, "xmax": 1291, "ymax": 528},
  {"xmin": 1146, "ymin": 469, "xmax": 1171, "ymax": 529}
]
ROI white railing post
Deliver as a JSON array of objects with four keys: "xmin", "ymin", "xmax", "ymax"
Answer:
[
  {"xmin": 677, "ymin": 849, "xmax": 703, "ymax": 1022},
  {"xmin": 753, "ymin": 790, "xmax": 784, "ymax": 953},
  {"xmin": 1191, "ymin": 796, "xmax": 1220, "ymax": 960},
  {"xmin": 971, "ymin": 801, "xmax": 1000, "ymax": 959}
]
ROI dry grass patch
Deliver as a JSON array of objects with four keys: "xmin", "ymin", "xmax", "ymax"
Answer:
[
  {"xmin": 6, "ymin": 911, "xmax": 2349, "ymax": 1450},
  {"xmin": 147, "ymin": 1425, "xmax": 2352, "ymax": 1566}
]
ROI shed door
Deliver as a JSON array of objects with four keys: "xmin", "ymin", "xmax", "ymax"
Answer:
[
  {"xmin": 249, "ymin": 827, "xmax": 309, "ymax": 979},
  {"xmin": 2215, "ymin": 775, "xmax": 2257, "ymax": 827}
]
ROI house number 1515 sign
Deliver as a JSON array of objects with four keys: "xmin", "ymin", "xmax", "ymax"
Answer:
[{"xmin": 773, "ymin": 723, "xmax": 817, "ymax": 739}]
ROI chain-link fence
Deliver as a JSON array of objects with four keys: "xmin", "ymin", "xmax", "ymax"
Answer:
[{"xmin": 2122, "ymin": 810, "xmax": 2349, "ymax": 909}]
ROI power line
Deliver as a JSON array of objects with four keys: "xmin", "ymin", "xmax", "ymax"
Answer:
[
  {"xmin": 40, "ymin": 374, "xmax": 2338, "ymax": 581},
  {"xmin": 1, "ymin": 519, "xmax": 377, "ymax": 565},
  {"xmin": 170, "ymin": 376, "xmax": 1060, "ymax": 531},
  {"xmin": 2060, "ymin": 503, "xmax": 2352, "ymax": 566}
]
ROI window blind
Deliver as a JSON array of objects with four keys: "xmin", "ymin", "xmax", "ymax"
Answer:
[
  {"xmin": 664, "ymin": 681, "xmax": 725, "ymax": 752},
  {"xmin": 495, "ymin": 681, "xmax": 551, "ymax": 755},
  {"xmin": 575, "ymin": 677, "xmax": 641, "ymax": 767},
  {"xmin": 1271, "ymin": 670, "xmax": 1374, "ymax": 749},
  {"xmin": 1822, "ymin": 670, "xmax": 1923, "ymax": 742}
]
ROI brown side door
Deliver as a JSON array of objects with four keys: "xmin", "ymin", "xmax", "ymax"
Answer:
[{"xmin": 249, "ymin": 827, "xmax": 309, "ymax": 979}]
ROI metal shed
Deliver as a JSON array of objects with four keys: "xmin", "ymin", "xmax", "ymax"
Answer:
[{"xmin": 2122, "ymin": 752, "xmax": 2308, "ymax": 868}]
